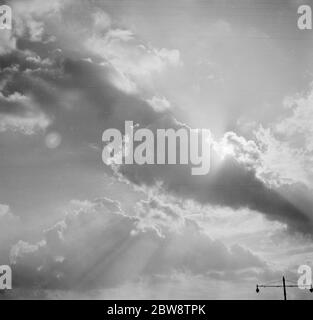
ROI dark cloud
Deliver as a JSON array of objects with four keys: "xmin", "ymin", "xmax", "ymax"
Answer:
[{"xmin": 119, "ymin": 148, "xmax": 313, "ymax": 235}]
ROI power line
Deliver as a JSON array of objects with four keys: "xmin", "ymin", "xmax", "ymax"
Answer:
[{"xmin": 256, "ymin": 275, "xmax": 313, "ymax": 300}]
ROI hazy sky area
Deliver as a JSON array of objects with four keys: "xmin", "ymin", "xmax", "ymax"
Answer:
[{"xmin": 1, "ymin": 0, "xmax": 313, "ymax": 299}]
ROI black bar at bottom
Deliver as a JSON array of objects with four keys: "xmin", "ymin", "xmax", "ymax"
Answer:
[{"xmin": 0, "ymin": 300, "xmax": 311, "ymax": 318}]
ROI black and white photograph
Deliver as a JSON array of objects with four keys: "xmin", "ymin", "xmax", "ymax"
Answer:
[{"xmin": 1, "ymin": 0, "xmax": 313, "ymax": 307}]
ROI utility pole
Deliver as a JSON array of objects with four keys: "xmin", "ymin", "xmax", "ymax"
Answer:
[
  {"xmin": 282, "ymin": 276, "xmax": 287, "ymax": 300},
  {"xmin": 256, "ymin": 275, "xmax": 313, "ymax": 300}
]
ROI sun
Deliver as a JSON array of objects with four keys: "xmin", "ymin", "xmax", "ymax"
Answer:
[{"xmin": 214, "ymin": 142, "xmax": 235, "ymax": 160}]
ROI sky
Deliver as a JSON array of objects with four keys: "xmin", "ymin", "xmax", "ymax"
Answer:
[{"xmin": 1, "ymin": 0, "xmax": 313, "ymax": 299}]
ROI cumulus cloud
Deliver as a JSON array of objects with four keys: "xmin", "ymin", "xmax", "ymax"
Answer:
[
  {"xmin": 251, "ymin": 86, "xmax": 313, "ymax": 189},
  {"xmin": 146, "ymin": 96, "xmax": 171, "ymax": 112},
  {"xmin": 86, "ymin": 30, "xmax": 181, "ymax": 93},
  {"xmin": 116, "ymin": 124, "xmax": 313, "ymax": 235},
  {"xmin": 143, "ymin": 223, "xmax": 266, "ymax": 276},
  {"xmin": 254, "ymin": 127, "xmax": 311, "ymax": 187},
  {"xmin": 9, "ymin": 197, "xmax": 268, "ymax": 294},
  {"xmin": 134, "ymin": 196, "xmax": 186, "ymax": 237},
  {"xmin": 0, "ymin": 0, "xmax": 61, "ymax": 55},
  {"xmin": 0, "ymin": 1, "xmax": 180, "ymax": 139}
]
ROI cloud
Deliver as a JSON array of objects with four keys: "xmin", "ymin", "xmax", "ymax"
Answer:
[
  {"xmin": 10, "ymin": 197, "xmax": 135, "ymax": 289},
  {"xmin": 11, "ymin": 0, "xmax": 62, "ymax": 43},
  {"xmin": 134, "ymin": 196, "xmax": 186, "ymax": 237},
  {"xmin": 254, "ymin": 127, "xmax": 311, "ymax": 187},
  {"xmin": 2, "ymin": 0, "xmax": 311, "ymax": 238},
  {"xmin": 0, "ymin": 203, "xmax": 19, "ymax": 223},
  {"xmin": 146, "ymin": 96, "xmax": 171, "ymax": 112},
  {"xmin": 86, "ymin": 35, "xmax": 181, "ymax": 93},
  {"xmin": 2, "ymin": 197, "xmax": 307, "ymax": 300},
  {"xmin": 0, "ymin": 112, "xmax": 50, "ymax": 135},
  {"xmin": 84, "ymin": 13, "xmax": 181, "ymax": 93},
  {"xmin": 0, "ymin": 31, "xmax": 16, "ymax": 55},
  {"xmin": 0, "ymin": 92, "xmax": 51, "ymax": 134},
  {"xmin": 9, "ymin": 197, "xmax": 268, "ymax": 294},
  {"xmin": 143, "ymin": 222, "xmax": 266, "ymax": 276},
  {"xmin": 252, "ymin": 85, "xmax": 313, "ymax": 189},
  {"xmin": 0, "ymin": 0, "xmax": 309, "ymax": 291},
  {"xmin": 0, "ymin": 204, "xmax": 21, "ymax": 265},
  {"xmin": 0, "ymin": 1, "xmax": 179, "ymax": 139},
  {"xmin": 1, "ymin": 1, "xmax": 312, "ymax": 300},
  {"xmin": 278, "ymin": 87, "xmax": 313, "ymax": 151},
  {"xmin": 116, "ymin": 125, "xmax": 313, "ymax": 235},
  {"xmin": 0, "ymin": 0, "xmax": 61, "ymax": 55}
]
